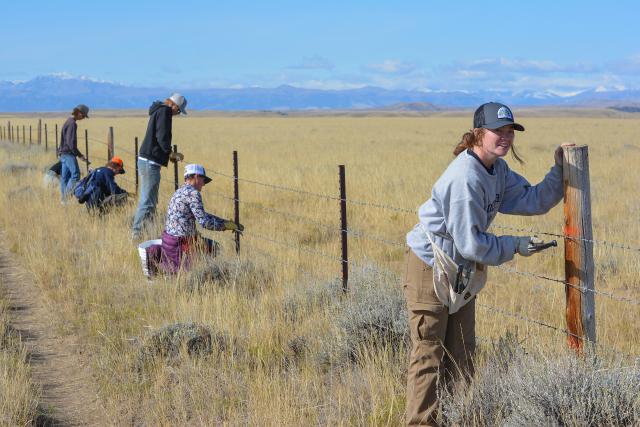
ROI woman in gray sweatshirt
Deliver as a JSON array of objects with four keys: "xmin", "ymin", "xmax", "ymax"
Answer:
[{"xmin": 403, "ymin": 102, "xmax": 570, "ymax": 426}]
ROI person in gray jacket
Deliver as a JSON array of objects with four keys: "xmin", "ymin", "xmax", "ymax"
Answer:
[
  {"xmin": 403, "ymin": 102, "xmax": 572, "ymax": 426},
  {"xmin": 131, "ymin": 93, "xmax": 187, "ymax": 238},
  {"xmin": 57, "ymin": 104, "xmax": 89, "ymax": 200}
]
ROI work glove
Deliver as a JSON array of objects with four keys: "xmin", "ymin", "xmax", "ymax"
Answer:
[
  {"xmin": 515, "ymin": 236, "xmax": 557, "ymax": 256},
  {"xmin": 223, "ymin": 221, "xmax": 244, "ymax": 232},
  {"xmin": 169, "ymin": 151, "xmax": 184, "ymax": 163}
]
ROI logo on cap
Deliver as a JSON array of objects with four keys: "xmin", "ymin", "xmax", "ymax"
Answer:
[{"xmin": 497, "ymin": 106, "xmax": 513, "ymax": 120}]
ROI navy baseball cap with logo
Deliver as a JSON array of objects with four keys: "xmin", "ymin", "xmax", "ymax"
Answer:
[{"xmin": 473, "ymin": 102, "xmax": 525, "ymax": 132}]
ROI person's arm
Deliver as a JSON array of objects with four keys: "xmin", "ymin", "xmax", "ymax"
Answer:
[
  {"xmin": 155, "ymin": 108, "xmax": 173, "ymax": 157},
  {"xmin": 444, "ymin": 179, "xmax": 518, "ymax": 266},
  {"xmin": 105, "ymin": 171, "xmax": 125, "ymax": 195},
  {"xmin": 499, "ymin": 162, "xmax": 563, "ymax": 215},
  {"xmin": 188, "ymin": 190, "xmax": 226, "ymax": 231}
]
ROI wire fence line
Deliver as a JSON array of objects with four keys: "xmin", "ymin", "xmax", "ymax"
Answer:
[
  {"xmin": 3, "ymin": 123, "xmax": 640, "ymax": 356},
  {"xmin": 497, "ymin": 265, "xmax": 640, "ymax": 306}
]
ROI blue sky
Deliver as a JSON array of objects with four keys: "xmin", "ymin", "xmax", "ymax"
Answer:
[{"xmin": 4, "ymin": 1, "xmax": 640, "ymax": 92}]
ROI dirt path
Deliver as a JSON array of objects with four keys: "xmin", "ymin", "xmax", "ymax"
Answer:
[{"xmin": 0, "ymin": 240, "xmax": 106, "ymax": 426}]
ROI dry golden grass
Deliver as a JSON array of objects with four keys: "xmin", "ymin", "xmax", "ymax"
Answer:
[
  {"xmin": 0, "ymin": 112, "xmax": 638, "ymax": 424},
  {"xmin": 0, "ymin": 298, "xmax": 40, "ymax": 425}
]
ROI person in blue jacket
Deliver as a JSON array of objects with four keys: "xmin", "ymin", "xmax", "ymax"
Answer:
[
  {"xmin": 403, "ymin": 102, "xmax": 572, "ymax": 426},
  {"xmin": 86, "ymin": 156, "xmax": 128, "ymax": 213}
]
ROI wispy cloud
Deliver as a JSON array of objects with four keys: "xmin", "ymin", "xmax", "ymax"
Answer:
[
  {"xmin": 287, "ymin": 55, "xmax": 334, "ymax": 70},
  {"xmin": 364, "ymin": 60, "xmax": 417, "ymax": 75}
]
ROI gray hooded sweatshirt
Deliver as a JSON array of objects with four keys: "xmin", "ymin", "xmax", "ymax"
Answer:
[{"xmin": 406, "ymin": 150, "xmax": 563, "ymax": 268}]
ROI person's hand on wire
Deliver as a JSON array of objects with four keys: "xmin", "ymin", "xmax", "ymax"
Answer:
[
  {"xmin": 169, "ymin": 151, "xmax": 184, "ymax": 163},
  {"xmin": 554, "ymin": 143, "xmax": 576, "ymax": 166},
  {"xmin": 223, "ymin": 221, "xmax": 244, "ymax": 232},
  {"xmin": 516, "ymin": 236, "xmax": 557, "ymax": 256}
]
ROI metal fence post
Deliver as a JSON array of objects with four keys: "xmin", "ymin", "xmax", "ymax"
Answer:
[
  {"xmin": 55, "ymin": 124, "xmax": 59, "ymax": 152},
  {"xmin": 173, "ymin": 145, "xmax": 179, "ymax": 191},
  {"xmin": 107, "ymin": 126, "xmax": 114, "ymax": 159},
  {"xmin": 233, "ymin": 150, "xmax": 240, "ymax": 254},
  {"xmin": 339, "ymin": 165, "xmax": 348, "ymax": 292},
  {"xmin": 44, "ymin": 124, "xmax": 48, "ymax": 152},
  {"xmin": 85, "ymin": 129, "xmax": 90, "ymax": 173},
  {"xmin": 134, "ymin": 137, "xmax": 139, "ymax": 194},
  {"xmin": 563, "ymin": 145, "xmax": 596, "ymax": 354}
]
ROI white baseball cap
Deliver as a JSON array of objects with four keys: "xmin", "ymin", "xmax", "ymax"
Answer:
[
  {"xmin": 169, "ymin": 93, "xmax": 188, "ymax": 115},
  {"xmin": 184, "ymin": 164, "xmax": 211, "ymax": 184}
]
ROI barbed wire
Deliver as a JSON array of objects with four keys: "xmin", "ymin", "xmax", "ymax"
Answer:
[
  {"xmin": 477, "ymin": 301, "xmax": 637, "ymax": 359},
  {"xmin": 496, "ymin": 265, "xmax": 640, "ymax": 306},
  {"xmin": 490, "ymin": 224, "xmax": 640, "ymax": 253},
  {"xmin": 241, "ymin": 230, "xmax": 342, "ymax": 263}
]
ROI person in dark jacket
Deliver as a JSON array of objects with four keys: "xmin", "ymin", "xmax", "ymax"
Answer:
[
  {"xmin": 58, "ymin": 104, "xmax": 89, "ymax": 200},
  {"xmin": 86, "ymin": 156, "xmax": 128, "ymax": 213},
  {"xmin": 131, "ymin": 93, "xmax": 187, "ymax": 238}
]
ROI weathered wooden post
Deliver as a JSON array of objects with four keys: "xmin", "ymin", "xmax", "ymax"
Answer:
[
  {"xmin": 563, "ymin": 145, "xmax": 595, "ymax": 353},
  {"xmin": 233, "ymin": 150, "xmax": 240, "ymax": 254},
  {"xmin": 339, "ymin": 165, "xmax": 349, "ymax": 292},
  {"xmin": 22, "ymin": 125, "xmax": 25, "ymax": 144},
  {"xmin": 84, "ymin": 129, "xmax": 90, "ymax": 173},
  {"xmin": 172, "ymin": 145, "xmax": 179, "ymax": 191},
  {"xmin": 134, "ymin": 137, "xmax": 139, "ymax": 194},
  {"xmin": 107, "ymin": 126, "xmax": 114, "ymax": 159},
  {"xmin": 38, "ymin": 119, "xmax": 42, "ymax": 144},
  {"xmin": 29, "ymin": 125, "xmax": 32, "ymax": 144},
  {"xmin": 44, "ymin": 124, "xmax": 48, "ymax": 152}
]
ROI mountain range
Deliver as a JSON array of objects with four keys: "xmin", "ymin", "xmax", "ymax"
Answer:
[{"xmin": 1, "ymin": 75, "xmax": 640, "ymax": 112}]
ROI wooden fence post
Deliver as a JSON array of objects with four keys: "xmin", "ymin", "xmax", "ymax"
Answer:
[
  {"xmin": 173, "ymin": 145, "xmax": 179, "ymax": 191},
  {"xmin": 233, "ymin": 151, "xmax": 240, "ymax": 254},
  {"xmin": 22, "ymin": 125, "xmax": 25, "ymax": 144},
  {"xmin": 339, "ymin": 165, "xmax": 349, "ymax": 292},
  {"xmin": 38, "ymin": 119, "xmax": 42, "ymax": 144},
  {"xmin": 107, "ymin": 126, "xmax": 114, "ymax": 159},
  {"xmin": 29, "ymin": 125, "xmax": 32, "ymax": 144},
  {"xmin": 134, "ymin": 137, "xmax": 139, "ymax": 194},
  {"xmin": 55, "ymin": 124, "xmax": 59, "ymax": 152},
  {"xmin": 563, "ymin": 145, "xmax": 596, "ymax": 353},
  {"xmin": 44, "ymin": 124, "xmax": 48, "ymax": 152},
  {"xmin": 85, "ymin": 129, "xmax": 90, "ymax": 173}
]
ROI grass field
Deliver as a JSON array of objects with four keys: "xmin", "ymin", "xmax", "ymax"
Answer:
[{"xmin": 0, "ymin": 112, "xmax": 638, "ymax": 424}]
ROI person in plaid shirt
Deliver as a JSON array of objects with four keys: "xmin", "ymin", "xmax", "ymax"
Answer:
[{"xmin": 160, "ymin": 164, "xmax": 243, "ymax": 273}]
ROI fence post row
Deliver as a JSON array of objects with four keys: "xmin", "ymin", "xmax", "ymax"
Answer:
[
  {"xmin": 339, "ymin": 165, "xmax": 348, "ymax": 292},
  {"xmin": 134, "ymin": 137, "xmax": 139, "ymax": 194},
  {"xmin": 85, "ymin": 129, "xmax": 90, "ymax": 173},
  {"xmin": 107, "ymin": 126, "xmax": 114, "ymax": 159},
  {"xmin": 173, "ymin": 145, "xmax": 179, "ymax": 191},
  {"xmin": 563, "ymin": 145, "xmax": 596, "ymax": 353},
  {"xmin": 233, "ymin": 151, "xmax": 240, "ymax": 255}
]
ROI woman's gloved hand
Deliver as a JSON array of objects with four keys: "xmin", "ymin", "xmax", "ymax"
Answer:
[
  {"xmin": 223, "ymin": 221, "xmax": 244, "ymax": 232},
  {"xmin": 516, "ymin": 236, "xmax": 557, "ymax": 256}
]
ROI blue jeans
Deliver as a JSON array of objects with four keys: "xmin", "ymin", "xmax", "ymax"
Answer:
[
  {"xmin": 132, "ymin": 158, "xmax": 162, "ymax": 234},
  {"xmin": 60, "ymin": 154, "xmax": 80, "ymax": 199}
]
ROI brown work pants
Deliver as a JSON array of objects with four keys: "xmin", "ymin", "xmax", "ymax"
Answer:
[{"xmin": 403, "ymin": 247, "xmax": 475, "ymax": 426}]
